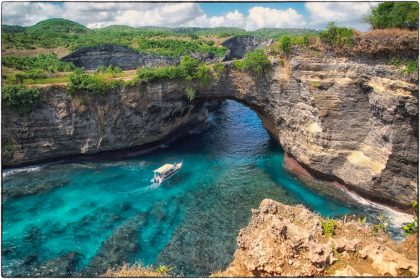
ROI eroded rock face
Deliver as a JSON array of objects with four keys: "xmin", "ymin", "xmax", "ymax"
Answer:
[
  {"xmin": 61, "ymin": 45, "xmax": 179, "ymax": 70},
  {"xmin": 221, "ymin": 36, "xmax": 273, "ymax": 61},
  {"xmin": 215, "ymin": 199, "xmax": 418, "ymax": 277},
  {"xmin": 2, "ymin": 82, "xmax": 209, "ymax": 166},
  {"xmin": 3, "ymin": 50, "xmax": 418, "ymax": 207}
]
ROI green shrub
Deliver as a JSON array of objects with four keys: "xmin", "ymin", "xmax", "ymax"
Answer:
[
  {"xmin": 402, "ymin": 220, "xmax": 418, "ymax": 235},
  {"xmin": 372, "ymin": 213, "xmax": 389, "ymax": 234},
  {"xmin": 367, "ymin": 2, "xmax": 418, "ymax": 30},
  {"xmin": 311, "ymin": 80, "xmax": 321, "ymax": 89},
  {"xmin": 321, "ymin": 219, "xmax": 336, "ymax": 237},
  {"xmin": 212, "ymin": 62, "xmax": 225, "ymax": 79},
  {"xmin": 95, "ymin": 65, "xmax": 123, "ymax": 75},
  {"xmin": 2, "ymin": 84, "xmax": 43, "ymax": 114},
  {"xmin": 389, "ymin": 58, "xmax": 418, "ymax": 75},
  {"xmin": 319, "ymin": 22, "xmax": 354, "ymax": 47},
  {"xmin": 233, "ymin": 49, "xmax": 271, "ymax": 75},
  {"xmin": 137, "ymin": 66, "xmax": 182, "ymax": 82},
  {"xmin": 405, "ymin": 60, "xmax": 418, "ymax": 74},
  {"xmin": 358, "ymin": 216, "xmax": 367, "ymax": 225},
  {"xmin": 2, "ymin": 53, "xmax": 75, "ymax": 72},
  {"xmin": 194, "ymin": 63, "xmax": 212, "ymax": 86},
  {"xmin": 279, "ymin": 35, "xmax": 292, "ymax": 54},
  {"xmin": 3, "ymin": 141, "xmax": 16, "ymax": 154},
  {"xmin": 155, "ymin": 265, "xmax": 173, "ymax": 275},
  {"xmin": 136, "ymin": 56, "xmax": 212, "ymax": 86},
  {"xmin": 67, "ymin": 68, "xmax": 122, "ymax": 95},
  {"xmin": 184, "ymin": 86, "xmax": 196, "ymax": 101}
]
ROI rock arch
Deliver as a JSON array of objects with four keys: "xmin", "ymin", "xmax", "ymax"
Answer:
[{"xmin": 2, "ymin": 56, "xmax": 418, "ymax": 208}]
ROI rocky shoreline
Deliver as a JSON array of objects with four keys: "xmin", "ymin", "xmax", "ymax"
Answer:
[
  {"xmin": 2, "ymin": 33, "xmax": 418, "ymax": 210},
  {"xmin": 214, "ymin": 199, "xmax": 418, "ymax": 277}
]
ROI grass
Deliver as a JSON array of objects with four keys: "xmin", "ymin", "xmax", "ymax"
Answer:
[
  {"xmin": 103, "ymin": 263, "xmax": 174, "ymax": 277},
  {"xmin": 389, "ymin": 57, "xmax": 418, "ymax": 75},
  {"xmin": 321, "ymin": 219, "xmax": 336, "ymax": 237}
]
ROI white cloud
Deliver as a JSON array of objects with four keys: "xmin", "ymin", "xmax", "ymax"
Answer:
[
  {"xmin": 1, "ymin": 2, "xmax": 377, "ymax": 31},
  {"xmin": 246, "ymin": 7, "xmax": 306, "ymax": 30},
  {"xmin": 305, "ymin": 2, "xmax": 379, "ymax": 30}
]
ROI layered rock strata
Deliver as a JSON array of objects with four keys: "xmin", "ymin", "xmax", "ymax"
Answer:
[
  {"xmin": 61, "ymin": 45, "xmax": 179, "ymax": 70},
  {"xmin": 3, "ymin": 45, "xmax": 418, "ymax": 207},
  {"xmin": 221, "ymin": 35, "xmax": 273, "ymax": 61},
  {"xmin": 214, "ymin": 199, "xmax": 418, "ymax": 277}
]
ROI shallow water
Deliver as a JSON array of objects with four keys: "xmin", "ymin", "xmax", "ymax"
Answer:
[{"xmin": 1, "ymin": 101, "xmax": 407, "ymax": 277}]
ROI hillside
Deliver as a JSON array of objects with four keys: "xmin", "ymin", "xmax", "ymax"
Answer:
[{"xmin": 1, "ymin": 18, "xmax": 317, "ymax": 52}]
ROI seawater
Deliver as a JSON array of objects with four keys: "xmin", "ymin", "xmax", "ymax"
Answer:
[{"xmin": 1, "ymin": 101, "xmax": 404, "ymax": 277}]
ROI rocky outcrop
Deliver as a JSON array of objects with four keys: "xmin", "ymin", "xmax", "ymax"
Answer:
[
  {"xmin": 3, "ymin": 38, "xmax": 418, "ymax": 207},
  {"xmin": 214, "ymin": 199, "xmax": 418, "ymax": 277},
  {"xmin": 2, "ymin": 83, "xmax": 209, "ymax": 166},
  {"xmin": 221, "ymin": 35, "xmax": 273, "ymax": 61},
  {"xmin": 61, "ymin": 45, "xmax": 178, "ymax": 70}
]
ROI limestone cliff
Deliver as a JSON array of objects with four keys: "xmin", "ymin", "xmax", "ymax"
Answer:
[
  {"xmin": 214, "ymin": 199, "xmax": 418, "ymax": 277},
  {"xmin": 61, "ymin": 45, "xmax": 179, "ymax": 70},
  {"xmin": 2, "ymin": 34, "xmax": 418, "ymax": 208},
  {"xmin": 2, "ymin": 83, "xmax": 209, "ymax": 165},
  {"xmin": 222, "ymin": 35, "xmax": 273, "ymax": 61}
]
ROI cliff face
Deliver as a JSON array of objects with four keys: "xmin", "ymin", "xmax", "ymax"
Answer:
[
  {"xmin": 214, "ymin": 199, "xmax": 418, "ymax": 277},
  {"xmin": 2, "ymin": 83, "xmax": 208, "ymax": 164},
  {"xmin": 2, "ymin": 46, "xmax": 418, "ymax": 207},
  {"xmin": 61, "ymin": 45, "xmax": 179, "ymax": 70},
  {"xmin": 221, "ymin": 36, "xmax": 273, "ymax": 61}
]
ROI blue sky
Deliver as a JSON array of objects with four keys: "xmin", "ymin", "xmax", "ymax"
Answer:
[
  {"xmin": 200, "ymin": 2, "xmax": 308, "ymax": 16},
  {"xmin": 2, "ymin": 2, "xmax": 378, "ymax": 31}
]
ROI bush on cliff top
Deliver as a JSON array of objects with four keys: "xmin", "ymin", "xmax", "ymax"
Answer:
[
  {"xmin": 137, "ymin": 56, "xmax": 213, "ymax": 101},
  {"xmin": 2, "ymin": 84, "xmax": 43, "ymax": 114},
  {"xmin": 233, "ymin": 49, "xmax": 271, "ymax": 75},
  {"xmin": 67, "ymin": 68, "xmax": 123, "ymax": 95},
  {"xmin": 367, "ymin": 2, "xmax": 418, "ymax": 30},
  {"xmin": 319, "ymin": 22, "xmax": 353, "ymax": 47}
]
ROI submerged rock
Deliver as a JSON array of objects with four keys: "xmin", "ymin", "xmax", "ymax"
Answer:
[
  {"xmin": 82, "ymin": 213, "xmax": 147, "ymax": 277},
  {"xmin": 2, "ymin": 32, "xmax": 418, "ymax": 208}
]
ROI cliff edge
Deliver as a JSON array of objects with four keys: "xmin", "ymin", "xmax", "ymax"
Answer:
[{"xmin": 214, "ymin": 199, "xmax": 418, "ymax": 277}]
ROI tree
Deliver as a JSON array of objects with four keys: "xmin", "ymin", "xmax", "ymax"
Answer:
[{"xmin": 367, "ymin": 2, "xmax": 418, "ymax": 30}]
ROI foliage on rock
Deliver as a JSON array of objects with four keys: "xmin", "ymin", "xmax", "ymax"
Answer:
[
  {"xmin": 2, "ymin": 84, "xmax": 43, "ymax": 114},
  {"xmin": 233, "ymin": 49, "xmax": 271, "ymax": 75},
  {"xmin": 67, "ymin": 68, "xmax": 123, "ymax": 95},
  {"xmin": 319, "ymin": 22, "xmax": 354, "ymax": 47}
]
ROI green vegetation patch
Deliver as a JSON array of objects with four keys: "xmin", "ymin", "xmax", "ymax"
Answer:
[
  {"xmin": 2, "ymin": 141, "xmax": 16, "ymax": 154},
  {"xmin": 319, "ymin": 22, "xmax": 354, "ymax": 47},
  {"xmin": 233, "ymin": 49, "xmax": 271, "ymax": 75},
  {"xmin": 2, "ymin": 85, "xmax": 43, "ymax": 114},
  {"xmin": 136, "ymin": 56, "xmax": 215, "ymax": 101},
  {"xmin": 390, "ymin": 57, "xmax": 418, "ymax": 75},
  {"xmin": 95, "ymin": 65, "xmax": 123, "ymax": 75},
  {"xmin": 2, "ymin": 53, "xmax": 75, "ymax": 72},
  {"xmin": 67, "ymin": 69, "xmax": 123, "ymax": 95},
  {"xmin": 368, "ymin": 2, "xmax": 418, "ymax": 30},
  {"xmin": 321, "ymin": 219, "xmax": 336, "ymax": 237}
]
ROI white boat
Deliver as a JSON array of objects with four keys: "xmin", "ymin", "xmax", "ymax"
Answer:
[{"xmin": 151, "ymin": 162, "xmax": 183, "ymax": 185}]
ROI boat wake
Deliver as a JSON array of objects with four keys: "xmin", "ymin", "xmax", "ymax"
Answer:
[{"xmin": 2, "ymin": 166, "xmax": 43, "ymax": 178}]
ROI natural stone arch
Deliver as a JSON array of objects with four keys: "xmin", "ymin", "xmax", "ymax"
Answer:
[{"xmin": 2, "ymin": 57, "xmax": 418, "ymax": 209}]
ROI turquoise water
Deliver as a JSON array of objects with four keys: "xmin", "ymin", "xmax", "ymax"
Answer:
[{"xmin": 2, "ymin": 101, "xmax": 365, "ymax": 277}]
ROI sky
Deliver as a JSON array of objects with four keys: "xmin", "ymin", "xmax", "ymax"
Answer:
[{"xmin": 1, "ymin": 1, "xmax": 379, "ymax": 31}]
